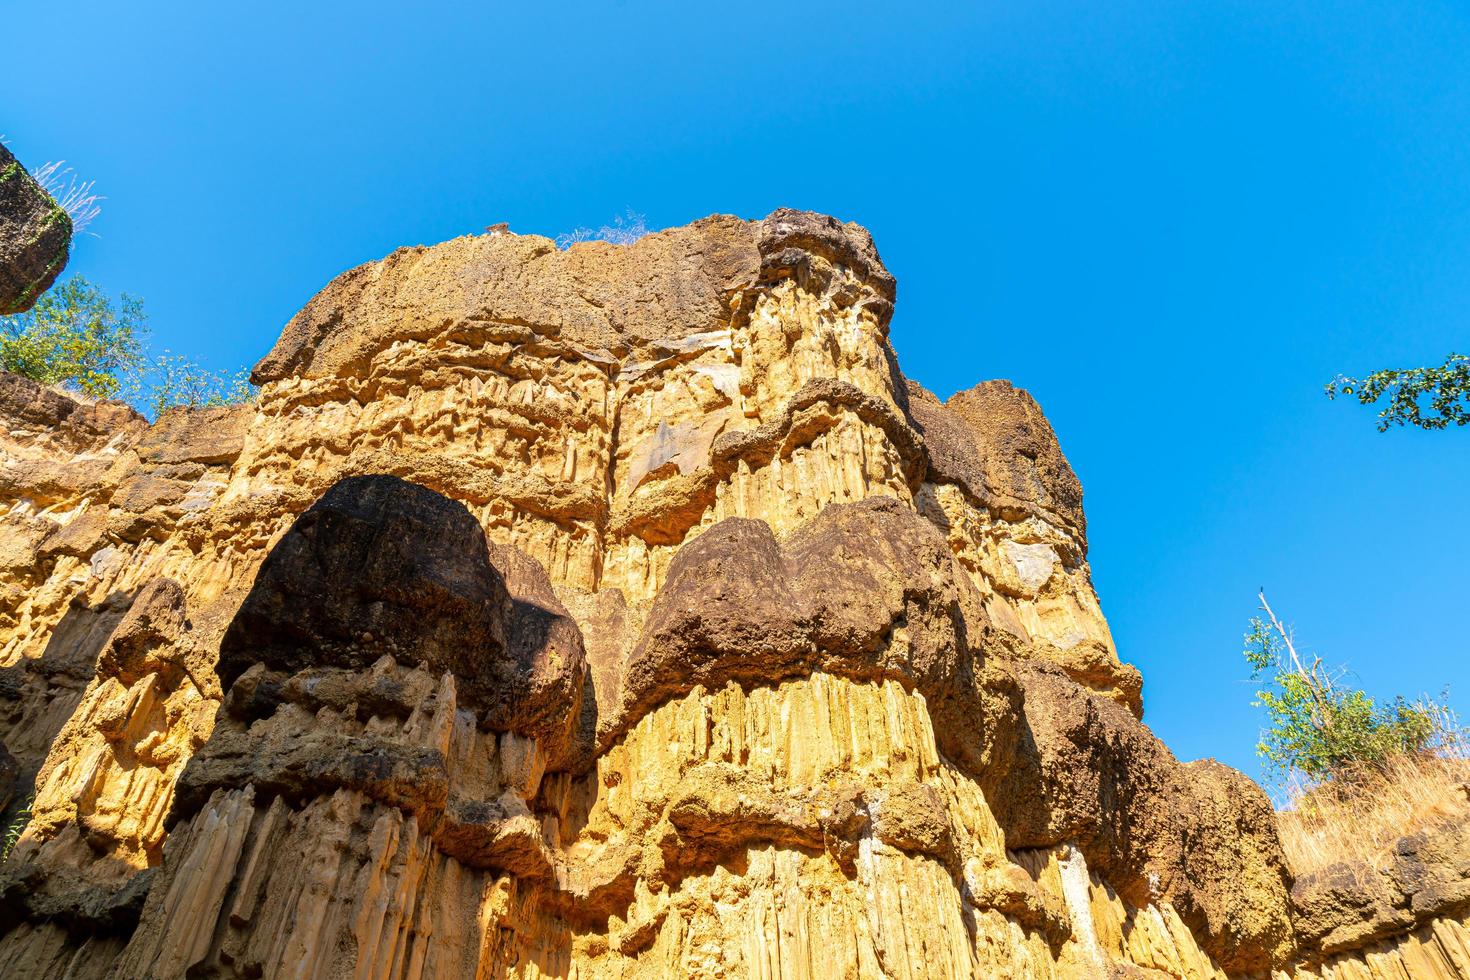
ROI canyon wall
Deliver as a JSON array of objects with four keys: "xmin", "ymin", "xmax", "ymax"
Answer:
[{"xmin": 0, "ymin": 210, "xmax": 1465, "ymax": 978}]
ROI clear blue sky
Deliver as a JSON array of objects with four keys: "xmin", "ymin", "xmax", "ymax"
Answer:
[{"xmin": 7, "ymin": 1, "xmax": 1468, "ymax": 787}]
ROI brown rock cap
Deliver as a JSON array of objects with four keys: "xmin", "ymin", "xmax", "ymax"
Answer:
[{"xmin": 0, "ymin": 145, "xmax": 72, "ymax": 315}]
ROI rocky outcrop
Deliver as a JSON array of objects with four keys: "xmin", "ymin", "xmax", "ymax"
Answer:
[
  {"xmin": 217, "ymin": 474, "xmax": 586, "ymax": 764},
  {"xmin": 0, "ymin": 145, "xmax": 71, "ymax": 315},
  {"xmin": 0, "ymin": 208, "xmax": 1461, "ymax": 978},
  {"xmin": 1286, "ymin": 816, "xmax": 1470, "ymax": 978}
]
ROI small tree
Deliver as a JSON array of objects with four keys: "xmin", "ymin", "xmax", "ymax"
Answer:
[
  {"xmin": 1326, "ymin": 352, "xmax": 1470, "ymax": 431},
  {"xmin": 0, "ymin": 274, "xmax": 257, "ymax": 415},
  {"xmin": 1245, "ymin": 591, "xmax": 1439, "ymax": 783},
  {"xmin": 0, "ymin": 274, "xmax": 145, "ymax": 398},
  {"xmin": 145, "ymin": 352, "xmax": 255, "ymax": 417}
]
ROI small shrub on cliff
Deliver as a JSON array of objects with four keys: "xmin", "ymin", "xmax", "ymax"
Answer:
[
  {"xmin": 1, "ymin": 797, "xmax": 32, "ymax": 862},
  {"xmin": 143, "ymin": 352, "xmax": 255, "ymax": 417},
  {"xmin": 1249, "ymin": 592, "xmax": 1470, "ymax": 874},
  {"xmin": 0, "ymin": 274, "xmax": 145, "ymax": 398},
  {"xmin": 1244, "ymin": 591, "xmax": 1453, "ymax": 782}
]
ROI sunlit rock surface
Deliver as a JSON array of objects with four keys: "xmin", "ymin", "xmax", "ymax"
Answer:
[{"xmin": 0, "ymin": 210, "xmax": 1464, "ymax": 978}]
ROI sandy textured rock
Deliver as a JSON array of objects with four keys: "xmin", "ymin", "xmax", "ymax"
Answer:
[
  {"xmin": 612, "ymin": 496, "xmax": 991, "ymax": 771},
  {"xmin": 1289, "ymin": 818, "xmax": 1470, "ymax": 968},
  {"xmin": 909, "ymin": 381, "xmax": 1142, "ymax": 715},
  {"xmin": 0, "ymin": 145, "xmax": 71, "ymax": 315},
  {"xmin": 983, "ymin": 664, "xmax": 1294, "ymax": 973},
  {"xmin": 0, "ymin": 208, "xmax": 1459, "ymax": 978}
]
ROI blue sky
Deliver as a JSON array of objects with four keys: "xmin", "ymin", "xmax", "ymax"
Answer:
[{"xmin": 6, "ymin": 1, "xmax": 1468, "ymax": 787}]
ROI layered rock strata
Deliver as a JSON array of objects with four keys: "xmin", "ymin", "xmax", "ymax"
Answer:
[{"xmin": 0, "ymin": 209, "xmax": 1462, "ymax": 978}]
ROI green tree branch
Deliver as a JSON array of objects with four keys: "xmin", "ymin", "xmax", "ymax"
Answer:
[{"xmin": 1326, "ymin": 352, "xmax": 1470, "ymax": 431}]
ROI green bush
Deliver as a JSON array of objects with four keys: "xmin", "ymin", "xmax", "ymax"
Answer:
[
  {"xmin": 1245, "ymin": 592, "xmax": 1445, "ymax": 782},
  {"xmin": 0, "ymin": 273, "xmax": 255, "ymax": 416},
  {"xmin": 0, "ymin": 274, "xmax": 144, "ymax": 398}
]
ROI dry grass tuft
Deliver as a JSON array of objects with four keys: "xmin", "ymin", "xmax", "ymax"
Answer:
[
  {"xmin": 1277, "ymin": 734, "xmax": 1470, "ymax": 878},
  {"xmin": 555, "ymin": 210, "xmax": 649, "ymax": 249},
  {"xmin": 31, "ymin": 160, "xmax": 104, "ymax": 234},
  {"xmin": 43, "ymin": 381, "xmax": 102, "ymax": 406}
]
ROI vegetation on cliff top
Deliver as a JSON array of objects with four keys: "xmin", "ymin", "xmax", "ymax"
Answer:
[
  {"xmin": 554, "ymin": 209, "xmax": 649, "ymax": 249},
  {"xmin": 0, "ymin": 274, "xmax": 145, "ymax": 398},
  {"xmin": 1245, "ymin": 590, "xmax": 1450, "ymax": 781},
  {"xmin": 1247, "ymin": 590, "xmax": 1470, "ymax": 874},
  {"xmin": 29, "ymin": 160, "xmax": 103, "ymax": 236},
  {"xmin": 0, "ymin": 273, "xmax": 254, "ymax": 417},
  {"xmin": 1278, "ymin": 746, "xmax": 1469, "ymax": 876}
]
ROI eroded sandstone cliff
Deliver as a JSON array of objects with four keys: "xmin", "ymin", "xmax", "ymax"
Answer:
[{"xmin": 0, "ymin": 210, "xmax": 1465, "ymax": 978}]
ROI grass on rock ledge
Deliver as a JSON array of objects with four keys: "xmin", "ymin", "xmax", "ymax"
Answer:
[{"xmin": 1276, "ymin": 744, "xmax": 1470, "ymax": 878}]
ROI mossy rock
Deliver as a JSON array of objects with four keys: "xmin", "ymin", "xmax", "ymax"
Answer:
[{"xmin": 0, "ymin": 143, "xmax": 72, "ymax": 315}]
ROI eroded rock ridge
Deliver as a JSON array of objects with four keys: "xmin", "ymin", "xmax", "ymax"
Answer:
[{"xmin": 0, "ymin": 210, "xmax": 1464, "ymax": 978}]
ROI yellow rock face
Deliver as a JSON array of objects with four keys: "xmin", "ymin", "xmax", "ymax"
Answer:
[{"xmin": 0, "ymin": 210, "xmax": 1458, "ymax": 978}]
